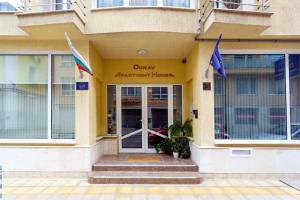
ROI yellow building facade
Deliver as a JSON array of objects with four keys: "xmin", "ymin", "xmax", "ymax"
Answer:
[{"xmin": 0, "ymin": 0, "xmax": 300, "ymax": 177}]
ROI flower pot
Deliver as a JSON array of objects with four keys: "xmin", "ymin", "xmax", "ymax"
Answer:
[{"xmin": 173, "ymin": 152, "xmax": 179, "ymax": 159}]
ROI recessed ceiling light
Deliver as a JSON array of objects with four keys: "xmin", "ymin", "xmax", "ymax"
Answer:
[{"xmin": 137, "ymin": 49, "xmax": 148, "ymax": 55}]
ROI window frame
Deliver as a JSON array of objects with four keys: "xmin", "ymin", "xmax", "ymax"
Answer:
[
  {"xmin": 0, "ymin": 51, "xmax": 76, "ymax": 144},
  {"xmin": 214, "ymin": 50, "xmax": 300, "ymax": 144}
]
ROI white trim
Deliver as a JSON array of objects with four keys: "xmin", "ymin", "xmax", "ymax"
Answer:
[
  {"xmin": 220, "ymin": 50, "xmax": 300, "ymax": 55},
  {"xmin": 285, "ymin": 53, "xmax": 292, "ymax": 140}
]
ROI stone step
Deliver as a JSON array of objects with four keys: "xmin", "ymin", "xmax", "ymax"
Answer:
[
  {"xmin": 92, "ymin": 163, "xmax": 199, "ymax": 172},
  {"xmin": 88, "ymin": 171, "xmax": 202, "ymax": 184}
]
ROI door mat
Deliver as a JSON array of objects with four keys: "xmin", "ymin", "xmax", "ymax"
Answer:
[
  {"xmin": 280, "ymin": 179, "xmax": 300, "ymax": 191},
  {"xmin": 127, "ymin": 155, "xmax": 161, "ymax": 162}
]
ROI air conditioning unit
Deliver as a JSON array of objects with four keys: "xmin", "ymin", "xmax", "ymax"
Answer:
[{"xmin": 215, "ymin": 0, "xmax": 257, "ymax": 11}]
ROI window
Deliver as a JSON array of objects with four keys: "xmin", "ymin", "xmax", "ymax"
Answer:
[
  {"xmin": 173, "ymin": 85, "xmax": 182, "ymax": 123},
  {"xmin": 215, "ymin": 54, "xmax": 287, "ymax": 141},
  {"xmin": 235, "ymin": 108, "xmax": 258, "ymax": 125},
  {"xmin": 122, "ymin": 87, "xmax": 140, "ymax": 96},
  {"xmin": 152, "ymin": 87, "xmax": 167, "ymax": 99},
  {"xmin": 129, "ymin": 0, "xmax": 157, "ymax": 6},
  {"xmin": 236, "ymin": 76, "xmax": 256, "ymax": 95},
  {"xmin": 107, "ymin": 85, "xmax": 116, "ymax": 134},
  {"xmin": 0, "ymin": 55, "xmax": 48, "ymax": 139},
  {"xmin": 164, "ymin": 0, "xmax": 190, "ymax": 7},
  {"xmin": 289, "ymin": 54, "xmax": 300, "ymax": 140},
  {"xmin": 55, "ymin": 0, "xmax": 71, "ymax": 10},
  {"xmin": 52, "ymin": 55, "xmax": 75, "ymax": 139},
  {"xmin": 97, "ymin": 0, "xmax": 123, "ymax": 7}
]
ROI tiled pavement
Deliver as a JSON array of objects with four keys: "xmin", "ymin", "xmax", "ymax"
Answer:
[{"xmin": 2, "ymin": 178, "xmax": 300, "ymax": 200}]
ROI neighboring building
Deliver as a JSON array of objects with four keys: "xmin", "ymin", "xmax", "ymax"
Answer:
[{"xmin": 0, "ymin": 0, "xmax": 300, "ymax": 178}]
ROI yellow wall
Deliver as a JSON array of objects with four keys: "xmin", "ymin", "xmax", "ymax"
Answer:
[
  {"xmin": 89, "ymin": 42, "xmax": 105, "ymax": 142},
  {"xmin": 98, "ymin": 59, "xmax": 186, "ymax": 135}
]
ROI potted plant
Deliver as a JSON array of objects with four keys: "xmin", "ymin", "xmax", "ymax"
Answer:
[
  {"xmin": 157, "ymin": 138, "xmax": 173, "ymax": 155},
  {"xmin": 168, "ymin": 119, "xmax": 193, "ymax": 159},
  {"xmin": 168, "ymin": 119, "xmax": 193, "ymax": 138},
  {"xmin": 172, "ymin": 142, "xmax": 180, "ymax": 158}
]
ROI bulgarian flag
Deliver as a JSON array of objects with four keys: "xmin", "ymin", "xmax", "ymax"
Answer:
[{"xmin": 65, "ymin": 32, "xmax": 94, "ymax": 77}]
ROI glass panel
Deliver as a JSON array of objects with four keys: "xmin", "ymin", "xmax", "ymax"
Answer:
[
  {"xmin": 289, "ymin": 54, "xmax": 300, "ymax": 140},
  {"xmin": 164, "ymin": 0, "xmax": 190, "ymax": 7},
  {"xmin": 0, "ymin": 2, "xmax": 18, "ymax": 11},
  {"xmin": 97, "ymin": 0, "xmax": 123, "ymax": 7},
  {"xmin": 129, "ymin": 0, "xmax": 157, "ymax": 6},
  {"xmin": 0, "ymin": 55, "xmax": 48, "ymax": 139},
  {"xmin": 214, "ymin": 54, "xmax": 287, "ymax": 140},
  {"xmin": 147, "ymin": 87, "xmax": 168, "ymax": 148},
  {"xmin": 52, "ymin": 55, "xmax": 75, "ymax": 139},
  {"xmin": 173, "ymin": 85, "xmax": 182, "ymax": 123},
  {"xmin": 55, "ymin": 0, "xmax": 71, "ymax": 10},
  {"xmin": 107, "ymin": 85, "xmax": 116, "ymax": 134},
  {"xmin": 121, "ymin": 87, "xmax": 142, "ymax": 148}
]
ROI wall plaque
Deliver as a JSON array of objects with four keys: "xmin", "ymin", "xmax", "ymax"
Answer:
[{"xmin": 76, "ymin": 82, "xmax": 89, "ymax": 90}]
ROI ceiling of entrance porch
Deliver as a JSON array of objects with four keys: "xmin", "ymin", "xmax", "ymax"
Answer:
[{"xmin": 89, "ymin": 32, "xmax": 196, "ymax": 59}]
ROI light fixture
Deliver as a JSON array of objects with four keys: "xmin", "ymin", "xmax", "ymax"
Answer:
[{"xmin": 137, "ymin": 49, "xmax": 148, "ymax": 56}]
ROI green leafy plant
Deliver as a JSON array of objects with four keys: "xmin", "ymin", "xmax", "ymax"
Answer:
[
  {"xmin": 175, "ymin": 137, "xmax": 191, "ymax": 159},
  {"xmin": 168, "ymin": 119, "xmax": 193, "ymax": 138},
  {"xmin": 158, "ymin": 138, "xmax": 174, "ymax": 155},
  {"xmin": 155, "ymin": 143, "xmax": 161, "ymax": 153},
  {"xmin": 172, "ymin": 141, "xmax": 181, "ymax": 153}
]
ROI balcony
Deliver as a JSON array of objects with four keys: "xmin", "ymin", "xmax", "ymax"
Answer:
[
  {"xmin": 197, "ymin": 0, "xmax": 273, "ymax": 36},
  {"xmin": 17, "ymin": 0, "xmax": 86, "ymax": 37}
]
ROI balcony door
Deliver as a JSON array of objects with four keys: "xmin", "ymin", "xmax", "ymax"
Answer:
[{"xmin": 117, "ymin": 85, "xmax": 173, "ymax": 153}]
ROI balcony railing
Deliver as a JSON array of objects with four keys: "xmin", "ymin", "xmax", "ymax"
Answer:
[
  {"xmin": 96, "ymin": 0, "xmax": 192, "ymax": 8},
  {"xmin": 198, "ymin": 0, "xmax": 270, "ymax": 24},
  {"xmin": 19, "ymin": 0, "xmax": 86, "ymax": 19}
]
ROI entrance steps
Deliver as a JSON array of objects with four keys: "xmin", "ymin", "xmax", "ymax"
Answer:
[{"xmin": 88, "ymin": 154, "xmax": 202, "ymax": 184}]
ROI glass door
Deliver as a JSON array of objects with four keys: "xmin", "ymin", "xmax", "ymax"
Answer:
[
  {"xmin": 117, "ymin": 85, "xmax": 178, "ymax": 153},
  {"xmin": 146, "ymin": 87, "xmax": 170, "ymax": 151},
  {"xmin": 118, "ymin": 86, "xmax": 144, "ymax": 152}
]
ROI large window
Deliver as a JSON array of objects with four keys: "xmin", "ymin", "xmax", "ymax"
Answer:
[
  {"xmin": 214, "ymin": 54, "xmax": 289, "ymax": 141},
  {"xmin": 0, "ymin": 54, "xmax": 75, "ymax": 140},
  {"xmin": 0, "ymin": 55, "xmax": 48, "ymax": 139},
  {"xmin": 52, "ymin": 55, "xmax": 75, "ymax": 139}
]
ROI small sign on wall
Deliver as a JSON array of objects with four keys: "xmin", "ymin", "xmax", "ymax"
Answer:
[
  {"xmin": 76, "ymin": 82, "xmax": 89, "ymax": 90},
  {"xmin": 203, "ymin": 82, "xmax": 211, "ymax": 91}
]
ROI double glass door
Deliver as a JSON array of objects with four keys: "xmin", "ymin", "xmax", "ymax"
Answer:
[{"xmin": 117, "ymin": 85, "xmax": 173, "ymax": 152}]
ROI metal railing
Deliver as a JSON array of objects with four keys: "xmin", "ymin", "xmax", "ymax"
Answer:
[
  {"xmin": 19, "ymin": 0, "xmax": 86, "ymax": 21},
  {"xmin": 197, "ymin": 0, "xmax": 270, "ymax": 31}
]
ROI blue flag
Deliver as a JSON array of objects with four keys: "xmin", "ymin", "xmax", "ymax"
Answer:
[{"xmin": 210, "ymin": 34, "xmax": 226, "ymax": 78}]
